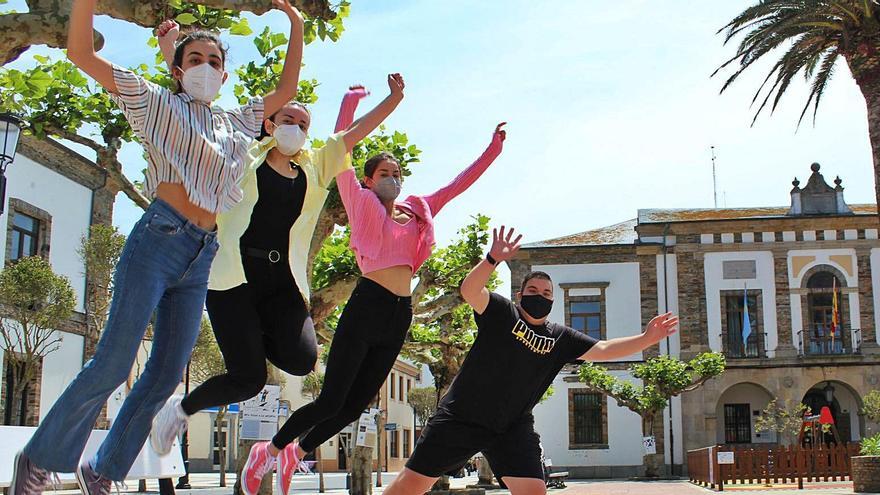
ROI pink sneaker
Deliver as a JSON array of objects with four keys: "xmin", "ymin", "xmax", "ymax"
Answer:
[
  {"xmin": 276, "ymin": 442, "xmax": 302, "ymax": 495},
  {"xmin": 241, "ymin": 442, "xmax": 274, "ymax": 495}
]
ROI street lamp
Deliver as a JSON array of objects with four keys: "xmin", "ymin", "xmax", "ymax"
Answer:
[
  {"xmin": 0, "ymin": 113, "xmax": 24, "ymax": 216},
  {"xmin": 823, "ymin": 382, "xmax": 835, "ymax": 404}
]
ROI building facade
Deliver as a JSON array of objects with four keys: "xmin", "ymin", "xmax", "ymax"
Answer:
[
  {"xmin": 0, "ymin": 134, "xmax": 120, "ymax": 426},
  {"xmin": 512, "ymin": 163, "xmax": 880, "ymax": 477}
]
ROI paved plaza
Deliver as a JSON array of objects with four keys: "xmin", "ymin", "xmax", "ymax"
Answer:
[{"xmin": 41, "ymin": 473, "xmax": 864, "ymax": 495}]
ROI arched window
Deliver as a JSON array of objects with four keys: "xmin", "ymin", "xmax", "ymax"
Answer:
[
  {"xmin": 806, "ymin": 271, "xmax": 838, "ymax": 289},
  {"xmin": 805, "ymin": 270, "xmax": 846, "ymax": 354}
]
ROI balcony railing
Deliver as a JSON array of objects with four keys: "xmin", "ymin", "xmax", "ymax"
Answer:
[
  {"xmin": 797, "ymin": 326, "xmax": 860, "ymax": 356},
  {"xmin": 722, "ymin": 332, "xmax": 767, "ymax": 359}
]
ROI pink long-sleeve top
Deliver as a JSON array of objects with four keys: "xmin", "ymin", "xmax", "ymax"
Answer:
[{"xmin": 335, "ymin": 101, "xmax": 503, "ymax": 274}]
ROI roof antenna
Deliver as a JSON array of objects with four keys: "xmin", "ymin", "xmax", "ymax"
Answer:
[{"xmin": 711, "ymin": 146, "xmax": 718, "ymax": 208}]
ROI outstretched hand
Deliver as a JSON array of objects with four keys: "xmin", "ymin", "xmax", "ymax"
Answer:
[
  {"xmin": 643, "ymin": 313, "xmax": 679, "ymax": 344},
  {"xmin": 156, "ymin": 19, "xmax": 179, "ymax": 43},
  {"xmin": 494, "ymin": 122, "xmax": 507, "ymax": 142},
  {"xmin": 272, "ymin": 0, "xmax": 304, "ymax": 24},
  {"xmin": 488, "ymin": 226, "xmax": 522, "ymax": 264},
  {"xmin": 388, "ymin": 73, "xmax": 405, "ymax": 98},
  {"xmin": 347, "ymin": 84, "xmax": 370, "ymax": 99}
]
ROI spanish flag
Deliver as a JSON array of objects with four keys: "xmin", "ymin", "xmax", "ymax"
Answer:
[{"xmin": 831, "ymin": 277, "xmax": 839, "ymax": 341}]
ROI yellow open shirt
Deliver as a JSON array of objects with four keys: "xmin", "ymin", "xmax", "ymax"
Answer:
[{"xmin": 207, "ymin": 132, "xmax": 351, "ymax": 306}]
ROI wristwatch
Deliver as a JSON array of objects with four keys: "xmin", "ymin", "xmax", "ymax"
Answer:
[{"xmin": 486, "ymin": 253, "xmax": 499, "ymax": 266}]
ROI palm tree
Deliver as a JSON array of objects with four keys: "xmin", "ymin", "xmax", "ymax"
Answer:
[{"xmin": 715, "ymin": 0, "xmax": 880, "ymax": 218}]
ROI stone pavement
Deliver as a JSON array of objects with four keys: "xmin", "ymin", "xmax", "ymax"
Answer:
[
  {"xmin": 48, "ymin": 473, "xmax": 867, "ymax": 494},
  {"xmin": 556, "ymin": 480, "xmax": 857, "ymax": 494}
]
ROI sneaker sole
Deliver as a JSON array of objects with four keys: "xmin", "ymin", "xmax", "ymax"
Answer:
[
  {"xmin": 74, "ymin": 465, "xmax": 90, "ymax": 495},
  {"xmin": 275, "ymin": 458, "xmax": 289, "ymax": 495},
  {"xmin": 149, "ymin": 417, "xmax": 172, "ymax": 456},
  {"xmin": 10, "ymin": 451, "xmax": 24, "ymax": 495},
  {"xmin": 241, "ymin": 455, "xmax": 263, "ymax": 495}
]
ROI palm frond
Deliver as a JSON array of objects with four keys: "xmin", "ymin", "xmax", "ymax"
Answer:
[
  {"xmin": 716, "ymin": 0, "xmax": 860, "ymax": 126},
  {"xmin": 798, "ymin": 47, "xmax": 840, "ymax": 127}
]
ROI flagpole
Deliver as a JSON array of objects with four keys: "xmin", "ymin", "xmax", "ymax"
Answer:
[{"xmin": 831, "ymin": 277, "xmax": 837, "ymax": 351}]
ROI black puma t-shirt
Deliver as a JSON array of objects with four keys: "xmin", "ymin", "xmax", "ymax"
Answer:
[{"xmin": 437, "ymin": 292, "xmax": 598, "ymax": 432}]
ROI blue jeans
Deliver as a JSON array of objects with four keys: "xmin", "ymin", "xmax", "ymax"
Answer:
[{"xmin": 24, "ymin": 199, "xmax": 218, "ymax": 480}]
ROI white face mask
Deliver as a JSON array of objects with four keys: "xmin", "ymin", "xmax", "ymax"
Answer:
[
  {"xmin": 180, "ymin": 63, "xmax": 223, "ymax": 103},
  {"xmin": 273, "ymin": 124, "xmax": 308, "ymax": 156}
]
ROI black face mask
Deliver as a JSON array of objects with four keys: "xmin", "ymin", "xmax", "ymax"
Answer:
[{"xmin": 520, "ymin": 294, "xmax": 553, "ymax": 320}]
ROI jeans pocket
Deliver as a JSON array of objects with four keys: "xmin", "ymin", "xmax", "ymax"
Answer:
[{"xmin": 146, "ymin": 211, "xmax": 183, "ymax": 236}]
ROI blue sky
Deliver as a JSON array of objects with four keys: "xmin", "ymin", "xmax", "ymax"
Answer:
[{"xmin": 6, "ymin": 0, "xmax": 875, "ymax": 296}]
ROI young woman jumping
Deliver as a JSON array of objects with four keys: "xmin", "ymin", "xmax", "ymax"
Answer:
[
  {"xmin": 11, "ymin": 1, "xmax": 306, "ymax": 493},
  {"xmin": 240, "ymin": 118, "xmax": 508, "ymax": 488},
  {"xmin": 148, "ymin": 61, "xmax": 404, "ymax": 495}
]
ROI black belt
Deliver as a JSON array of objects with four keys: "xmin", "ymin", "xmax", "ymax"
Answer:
[{"xmin": 243, "ymin": 247, "xmax": 284, "ymax": 263}]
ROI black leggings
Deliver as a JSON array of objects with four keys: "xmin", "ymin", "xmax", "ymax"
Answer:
[
  {"xmin": 272, "ymin": 277, "xmax": 412, "ymax": 451},
  {"xmin": 180, "ymin": 255, "xmax": 317, "ymax": 416}
]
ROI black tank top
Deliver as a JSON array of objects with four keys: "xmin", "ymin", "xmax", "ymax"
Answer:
[{"xmin": 239, "ymin": 161, "xmax": 307, "ymax": 251}]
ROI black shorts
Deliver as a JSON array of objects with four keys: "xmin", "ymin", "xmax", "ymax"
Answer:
[{"xmin": 406, "ymin": 411, "xmax": 543, "ymax": 480}]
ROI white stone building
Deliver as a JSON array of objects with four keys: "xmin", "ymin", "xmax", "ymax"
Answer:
[{"xmin": 511, "ymin": 163, "xmax": 880, "ymax": 477}]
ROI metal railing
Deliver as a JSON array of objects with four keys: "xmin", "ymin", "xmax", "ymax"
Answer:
[
  {"xmin": 722, "ymin": 332, "xmax": 767, "ymax": 359},
  {"xmin": 796, "ymin": 326, "xmax": 859, "ymax": 356}
]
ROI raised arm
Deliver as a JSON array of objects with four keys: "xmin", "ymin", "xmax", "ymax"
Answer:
[
  {"xmin": 581, "ymin": 313, "xmax": 679, "ymax": 362},
  {"xmin": 341, "ymin": 74, "xmax": 405, "ymax": 152},
  {"xmin": 261, "ymin": 0, "xmax": 305, "ymax": 117},
  {"xmin": 335, "ymin": 86, "xmax": 370, "ymax": 133},
  {"xmin": 157, "ymin": 20, "xmax": 179, "ymax": 72},
  {"xmin": 423, "ymin": 123, "xmax": 506, "ymax": 216},
  {"xmin": 461, "ymin": 226, "xmax": 522, "ymax": 314},
  {"xmin": 67, "ymin": 0, "xmax": 116, "ymax": 92}
]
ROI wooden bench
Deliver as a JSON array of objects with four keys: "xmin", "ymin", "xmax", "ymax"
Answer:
[
  {"xmin": 543, "ymin": 458, "xmax": 569, "ymax": 489},
  {"xmin": 546, "ymin": 470, "xmax": 569, "ymax": 489},
  {"xmin": 0, "ymin": 426, "xmax": 185, "ymax": 487}
]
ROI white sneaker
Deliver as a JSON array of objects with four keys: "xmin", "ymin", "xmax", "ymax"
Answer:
[{"xmin": 150, "ymin": 395, "xmax": 188, "ymax": 455}]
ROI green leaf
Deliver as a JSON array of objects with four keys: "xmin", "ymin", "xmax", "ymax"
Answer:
[
  {"xmin": 32, "ymin": 54, "xmax": 49, "ymax": 64},
  {"xmin": 175, "ymin": 13, "xmax": 198, "ymax": 25},
  {"xmin": 230, "ymin": 18, "xmax": 253, "ymax": 36},
  {"xmin": 147, "ymin": 37, "xmax": 158, "ymax": 48},
  {"xmin": 25, "ymin": 71, "xmax": 52, "ymax": 94}
]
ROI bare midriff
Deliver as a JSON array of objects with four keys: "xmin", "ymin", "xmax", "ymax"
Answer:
[
  {"xmin": 363, "ymin": 264, "xmax": 415, "ymax": 297},
  {"xmin": 155, "ymin": 182, "xmax": 218, "ymax": 230}
]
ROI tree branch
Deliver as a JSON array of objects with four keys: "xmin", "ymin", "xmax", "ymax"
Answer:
[
  {"xmin": 42, "ymin": 126, "xmax": 151, "ymax": 210},
  {"xmin": 42, "ymin": 125, "xmax": 103, "ymax": 153},
  {"xmin": 309, "ymin": 275, "xmax": 357, "ymax": 342},
  {"xmin": 1, "ymin": 0, "xmax": 334, "ymax": 65},
  {"xmin": 412, "ymin": 292, "xmax": 462, "ymax": 325}
]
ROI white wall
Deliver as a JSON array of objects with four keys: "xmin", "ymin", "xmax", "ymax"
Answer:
[
  {"xmin": 873, "ymin": 248, "xmax": 880, "ymax": 346},
  {"xmin": 714, "ymin": 383, "xmax": 776, "ymax": 445},
  {"xmin": 0, "ymin": 329, "xmax": 84, "ymax": 421},
  {"xmin": 655, "ymin": 253, "xmax": 680, "ymax": 358},
  {"xmin": 703, "ymin": 252, "xmax": 778, "ymax": 356},
  {"xmin": 37, "ymin": 332, "xmax": 85, "ymax": 421},
  {"xmin": 1, "ymin": 154, "xmax": 93, "ymax": 312},
  {"xmin": 532, "ymin": 262, "xmax": 643, "ymax": 361},
  {"xmin": 662, "ymin": 394, "xmax": 683, "ymax": 466},
  {"xmin": 533, "ymin": 371, "xmax": 645, "ymax": 468}
]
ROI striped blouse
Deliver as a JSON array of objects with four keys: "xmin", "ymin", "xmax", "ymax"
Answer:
[{"xmin": 109, "ymin": 65, "xmax": 264, "ymax": 213}]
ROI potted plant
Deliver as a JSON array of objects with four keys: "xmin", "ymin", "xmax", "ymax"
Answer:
[{"xmin": 853, "ymin": 390, "xmax": 880, "ymax": 493}]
